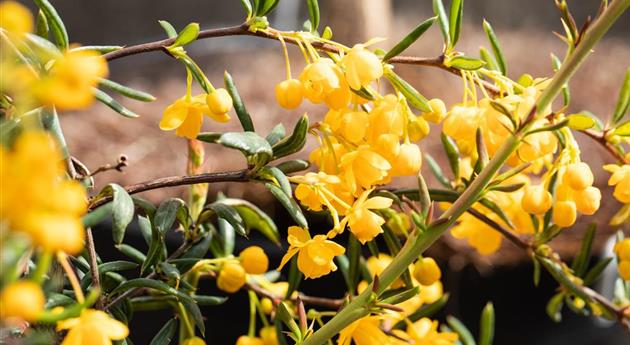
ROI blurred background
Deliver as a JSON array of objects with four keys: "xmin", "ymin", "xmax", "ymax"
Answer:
[{"xmin": 18, "ymin": 0, "xmax": 630, "ymax": 344}]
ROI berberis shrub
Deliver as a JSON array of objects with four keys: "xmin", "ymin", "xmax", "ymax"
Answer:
[{"xmin": 1, "ymin": 0, "xmax": 630, "ymax": 344}]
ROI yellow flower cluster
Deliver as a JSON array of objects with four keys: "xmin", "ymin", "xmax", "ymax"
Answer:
[
  {"xmin": 338, "ymin": 315, "xmax": 457, "ymax": 345},
  {"xmin": 278, "ymin": 226, "xmax": 345, "ymax": 279},
  {"xmin": 235, "ymin": 326, "xmax": 277, "ymax": 345},
  {"xmin": 1, "ymin": 131, "xmax": 87, "ymax": 254},
  {"xmin": 614, "ymin": 239, "xmax": 630, "ymax": 281},
  {"xmin": 215, "ymin": 246, "xmax": 270, "ymax": 293},
  {"xmin": 604, "ymin": 162, "xmax": 630, "ymax": 204},
  {"xmin": 57, "ymin": 309, "xmax": 129, "ymax": 345}
]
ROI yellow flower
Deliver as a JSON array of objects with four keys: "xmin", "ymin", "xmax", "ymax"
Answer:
[
  {"xmin": 1, "ymin": 131, "xmax": 86, "ymax": 254},
  {"xmin": 605, "ymin": 164, "xmax": 630, "ymax": 203},
  {"xmin": 0, "ymin": 280, "xmax": 45, "ymax": 322},
  {"xmin": 160, "ymin": 94, "xmax": 229, "ymax": 139},
  {"xmin": 217, "ymin": 262, "xmax": 246, "ymax": 293},
  {"xmin": 57, "ymin": 309, "xmax": 129, "ymax": 345},
  {"xmin": 338, "ymin": 316, "xmax": 391, "ymax": 345},
  {"xmin": 408, "ymin": 115, "xmax": 430, "ymax": 141},
  {"xmin": 309, "ymin": 139, "xmax": 347, "ymax": 175},
  {"xmin": 300, "ymin": 58, "xmax": 341, "ymax": 103},
  {"xmin": 451, "ymin": 212, "xmax": 502, "ymax": 255},
  {"xmin": 552, "ymin": 200, "xmax": 577, "ymax": 228},
  {"xmin": 275, "ymin": 79, "xmax": 304, "ymax": 109},
  {"xmin": 340, "ymin": 146, "xmax": 391, "ymax": 194},
  {"xmin": 183, "ymin": 337, "xmax": 207, "ymax": 345},
  {"xmin": 365, "ymin": 254, "xmax": 403, "ymax": 289},
  {"xmin": 413, "ymin": 257, "xmax": 441, "ymax": 286},
  {"xmin": 36, "ymin": 50, "xmax": 108, "ymax": 110},
  {"xmin": 366, "ymin": 94, "xmax": 405, "ymax": 142},
  {"xmin": 563, "ymin": 162, "xmax": 594, "ymax": 191},
  {"xmin": 399, "ymin": 318, "xmax": 458, "ymax": 345},
  {"xmin": 293, "ymin": 172, "xmax": 352, "ymax": 214},
  {"xmin": 423, "ymin": 99, "xmax": 447, "ymax": 124},
  {"xmin": 236, "ymin": 336, "xmax": 264, "ymax": 345},
  {"xmin": 521, "ymin": 185, "xmax": 552, "ymax": 215},
  {"xmin": 339, "ymin": 189, "xmax": 392, "ymax": 243},
  {"xmin": 340, "ymin": 44, "xmax": 383, "ymax": 90},
  {"xmin": 260, "ymin": 326, "xmax": 278, "ymax": 345},
  {"xmin": 278, "ymin": 226, "xmax": 345, "ymax": 279},
  {"xmin": 572, "ymin": 186, "xmax": 601, "ymax": 215},
  {"xmin": 614, "ymin": 239, "xmax": 630, "ymax": 261},
  {"xmin": 324, "ymin": 109, "xmax": 369, "ymax": 144},
  {"xmin": 240, "ymin": 246, "xmax": 269, "ymax": 275},
  {"xmin": 391, "ymin": 143, "xmax": 422, "ymax": 176},
  {"xmin": 618, "ymin": 261, "xmax": 630, "ymax": 280},
  {"xmin": 0, "ymin": 1, "xmax": 33, "ymax": 34},
  {"xmin": 442, "ymin": 105, "xmax": 483, "ymax": 154},
  {"xmin": 206, "ymin": 88, "xmax": 233, "ymax": 114}
]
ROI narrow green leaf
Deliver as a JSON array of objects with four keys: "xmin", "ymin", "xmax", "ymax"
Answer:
[
  {"xmin": 99, "ymin": 79, "xmax": 156, "ymax": 102},
  {"xmin": 583, "ymin": 257, "xmax": 613, "ymax": 285},
  {"xmin": 97, "ymin": 184, "xmax": 134, "ymax": 244},
  {"xmin": 82, "ymin": 202, "xmax": 113, "ymax": 228},
  {"xmin": 479, "ymin": 302, "xmax": 495, "ymax": 345},
  {"xmin": 446, "ymin": 316, "xmax": 476, "ymax": 345},
  {"xmin": 240, "ymin": 0, "xmax": 253, "ymax": 17},
  {"xmin": 219, "ymin": 198, "xmax": 280, "ymax": 244},
  {"xmin": 347, "ymin": 235, "xmax": 361, "ymax": 293},
  {"xmin": 193, "ymin": 294, "xmax": 228, "ymax": 306},
  {"xmin": 110, "ymin": 279, "xmax": 192, "ymax": 303},
  {"xmin": 381, "ymin": 286, "xmax": 420, "ymax": 305},
  {"xmin": 479, "ymin": 47, "xmax": 499, "ymax": 72},
  {"xmin": 258, "ymin": 166, "xmax": 292, "ymax": 197},
  {"xmin": 258, "ymin": 0, "xmax": 280, "ymax": 16},
  {"xmin": 218, "ymin": 132, "xmax": 273, "ymax": 164},
  {"xmin": 551, "ymin": 54, "xmax": 570, "ymax": 106},
  {"xmin": 180, "ymin": 298, "xmax": 205, "ymax": 334},
  {"xmin": 286, "ymin": 256, "xmax": 303, "ymax": 299},
  {"xmin": 35, "ymin": 10, "xmax": 49, "ymax": 38},
  {"xmin": 150, "ymin": 318, "xmax": 178, "ymax": 345},
  {"xmin": 306, "ymin": 0, "xmax": 320, "ymax": 33},
  {"xmin": 546, "ymin": 292, "xmax": 564, "ymax": 322},
  {"xmin": 449, "ymin": 0, "xmax": 464, "ymax": 46},
  {"xmin": 425, "ymin": 154, "xmax": 451, "ymax": 188},
  {"xmin": 207, "ymin": 203, "xmax": 247, "ymax": 237},
  {"xmin": 571, "ymin": 223, "xmax": 596, "ymax": 277},
  {"xmin": 116, "ymin": 244, "xmax": 146, "ymax": 264},
  {"xmin": 272, "ymin": 114, "xmax": 309, "ymax": 159},
  {"xmin": 384, "ymin": 69, "xmax": 431, "ymax": 112},
  {"xmin": 172, "ymin": 23, "xmax": 200, "ymax": 47},
  {"xmin": 383, "ymin": 17, "xmax": 436, "ymax": 61},
  {"xmin": 613, "ymin": 68, "xmax": 630, "ymax": 124},
  {"xmin": 158, "ymin": 20, "xmax": 177, "ymax": 38},
  {"xmin": 482, "ymin": 20, "xmax": 506, "ymax": 75},
  {"xmin": 447, "ymin": 56, "xmax": 486, "ymax": 70},
  {"xmin": 432, "ymin": 0, "xmax": 450, "ymax": 48},
  {"xmin": 154, "ymin": 198, "xmax": 186, "ymax": 235},
  {"xmin": 265, "ymin": 183, "xmax": 308, "ymax": 228},
  {"xmin": 266, "ymin": 124, "xmax": 286, "ymax": 146},
  {"xmin": 142, "ymin": 229, "xmax": 165, "ymax": 274},
  {"xmin": 33, "ymin": 0, "xmax": 68, "ymax": 49},
  {"xmin": 93, "ymin": 88, "xmax": 140, "ymax": 118},
  {"xmin": 275, "ymin": 159, "xmax": 310, "ymax": 174},
  {"xmin": 224, "ymin": 71, "xmax": 255, "ymax": 132},
  {"xmin": 441, "ymin": 133, "xmax": 460, "ymax": 180}
]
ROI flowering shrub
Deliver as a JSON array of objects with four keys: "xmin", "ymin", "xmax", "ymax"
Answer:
[{"xmin": 1, "ymin": 0, "xmax": 630, "ymax": 344}]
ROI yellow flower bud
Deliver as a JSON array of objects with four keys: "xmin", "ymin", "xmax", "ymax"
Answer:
[
  {"xmin": 521, "ymin": 185, "xmax": 552, "ymax": 215},
  {"xmin": 573, "ymin": 186, "xmax": 601, "ymax": 215},
  {"xmin": 217, "ymin": 262, "xmax": 246, "ymax": 293},
  {"xmin": 275, "ymin": 79, "xmax": 303, "ymax": 109},
  {"xmin": 614, "ymin": 239, "xmax": 630, "ymax": 261},
  {"xmin": 0, "ymin": 1, "xmax": 33, "ymax": 35},
  {"xmin": 236, "ymin": 336, "xmax": 264, "ymax": 345},
  {"xmin": 618, "ymin": 260, "xmax": 630, "ymax": 281},
  {"xmin": 423, "ymin": 99, "xmax": 447, "ymax": 124},
  {"xmin": 239, "ymin": 246, "xmax": 269, "ymax": 275},
  {"xmin": 260, "ymin": 326, "xmax": 279, "ymax": 345},
  {"xmin": 408, "ymin": 116, "xmax": 430, "ymax": 142},
  {"xmin": 563, "ymin": 162, "xmax": 594, "ymax": 190},
  {"xmin": 260, "ymin": 298, "xmax": 273, "ymax": 314},
  {"xmin": 413, "ymin": 257, "xmax": 441, "ymax": 286},
  {"xmin": 340, "ymin": 44, "xmax": 383, "ymax": 90},
  {"xmin": 206, "ymin": 88, "xmax": 233, "ymax": 115},
  {"xmin": 0, "ymin": 280, "xmax": 45, "ymax": 322},
  {"xmin": 391, "ymin": 143, "xmax": 422, "ymax": 176},
  {"xmin": 552, "ymin": 200, "xmax": 577, "ymax": 228},
  {"xmin": 300, "ymin": 58, "xmax": 341, "ymax": 103},
  {"xmin": 183, "ymin": 337, "xmax": 207, "ymax": 345}
]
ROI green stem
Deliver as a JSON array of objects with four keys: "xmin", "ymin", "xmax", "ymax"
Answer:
[
  {"xmin": 248, "ymin": 290, "xmax": 257, "ymax": 336},
  {"xmin": 30, "ymin": 250, "xmax": 53, "ymax": 284},
  {"xmin": 301, "ymin": 2, "xmax": 629, "ymax": 344}
]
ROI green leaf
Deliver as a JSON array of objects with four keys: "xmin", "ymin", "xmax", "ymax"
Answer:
[
  {"xmin": 286, "ymin": 256, "xmax": 303, "ymax": 299},
  {"xmin": 194, "ymin": 294, "xmax": 228, "ymax": 306},
  {"xmin": 449, "ymin": 0, "xmax": 464, "ymax": 47},
  {"xmin": 384, "ymin": 69, "xmax": 431, "ymax": 112},
  {"xmin": 116, "ymin": 244, "xmax": 147, "ymax": 264},
  {"xmin": 478, "ymin": 302, "xmax": 495, "ymax": 345},
  {"xmin": 258, "ymin": 0, "xmax": 280, "ymax": 16},
  {"xmin": 93, "ymin": 88, "xmax": 140, "ymax": 118},
  {"xmin": 180, "ymin": 298, "xmax": 205, "ymax": 334},
  {"xmin": 381, "ymin": 286, "xmax": 420, "ymax": 305},
  {"xmin": 150, "ymin": 318, "xmax": 178, "ymax": 345},
  {"xmin": 99, "ymin": 261, "xmax": 138, "ymax": 274},
  {"xmin": 612, "ymin": 67, "xmax": 630, "ymax": 124},
  {"xmin": 447, "ymin": 56, "xmax": 486, "ymax": 70},
  {"xmin": 111, "ymin": 279, "xmax": 192, "ymax": 302},
  {"xmin": 383, "ymin": 17, "xmax": 436, "ymax": 61},
  {"xmin": 158, "ymin": 20, "xmax": 177, "ymax": 38},
  {"xmin": 583, "ymin": 257, "xmax": 613, "ymax": 285},
  {"xmin": 219, "ymin": 132, "xmax": 273, "ymax": 167},
  {"xmin": 99, "ymin": 79, "xmax": 156, "ymax": 102},
  {"xmin": 224, "ymin": 71, "xmax": 255, "ymax": 132},
  {"xmin": 277, "ymin": 301, "xmax": 302, "ymax": 340},
  {"xmin": 265, "ymin": 183, "xmax": 308, "ymax": 228},
  {"xmin": 266, "ymin": 124, "xmax": 286, "ymax": 146},
  {"xmin": 346, "ymin": 236, "xmax": 361, "ymax": 293},
  {"xmin": 35, "ymin": 10, "xmax": 49, "ymax": 38},
  {"xmin": 546, "ymin": 292, "xmax": 564, "ymax": 322},
  {"xmin": 98, "ymin": 184, "xmax": 134, "ymax": 244},
  {"xmin": 154, "ymin": 198, "xmax": 187, "ymax": 235},
  {"xmin": 306, "ymin": 0, "xmax": 320, "ymax": 33},
  {"xmin": 206, "ymin": 203, "xmax": 247, "ymax": 237},
  {"xmin": 566, "ymin": 113, "xmax": 597, "ymax": 130},
  {"xmin": 218, "ymin": 198, "xmax": 280, "ymax": 244},
  {"xmin": 441, "ymin": 133, "xmax": 460, "ymax": 180},
  {"xmin": 571, "ymin": 223, "xmax": 596, "ymax": 277},
  {"xmin": 240, "ymin": 0, "xmax": 253, "ymax": 17},
  {"xmin": 446, "ymin": 316, "xmax": 476, "ymax": 345},
  {"xmin": 172, "ymin": 23, "xmax": 200, "ymax": 47},
  {"xmin": 82, "ymin": 202, "xmax": 113, "ymax": 228},
  {"xmin": 275, "ymin": 159, "xmax": 310, "ymax": 174},
  {"xmin": 425, "ymin": 154, "xmax": 451, "ymax": 188},
  {"xmin": 479, "ymin": 47, "xmax": 499, "ymax": 72},
  {"xmin": 550, "ymin": 53, "xmax": 570, "ymax": 107},
  {"xmin": 432, "ymin": 0, "xmax": 450, "ymax": 48},
  {"xmin": 482, "ymin": 20, "xmax": 506, "ymax": 75},
  {"xmin": 33, "ymin": 0, "xmax": 68, "ymax": 49},
  {"xmin": 272, "ymin": 114, "xmax": 309, "ymax": 159},
  {"xmin": 142, "ymin": 228, "xmax": 165, "ymax": 274}
]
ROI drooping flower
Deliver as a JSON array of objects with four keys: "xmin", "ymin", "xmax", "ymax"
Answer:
[
  {"xmin": 340, "ymin": 146, "xmax": 391, "ymax": 194},
  {"xmin": 340, "ymin": 44, "xmax": 383, "ymax": 90},
  {"xmin": 217, "ymin": 262, "xmax": 246, "ymax": 293},
  {"xmin": 366, "ymin": 94, "xmax": 405, "ymax": 142},
  {"xmin": 604, "ymin": 164, "xmax": 630, "ymax": 203},
  {"xmin": 275, "ymin": 79, "xmax": 304, "ymax": 109},
  {"xmin": 278, "ymin": 226, "xmax": 345, "ymax": 279},
  {"xmin": 413, "ymin": 257, "xmax": 441, "ymax": 286},
  {"xmin": 160, "ymin": 94, "xmax": 230, "ymax": 139},
  {"xmin": 614, "ymin": 239, "xmax": 630, "ymax": 280},
  {"xmin": 337, "ymin": 316, "xmax": 391, "ymax": 345},
  {"xmin": 260, "ymin": 326, "xmax": 279, "ymax": 345},
  {"xmin": 300, "ymin": 58, "xmax": 342, "ymax": 103},
  {"xmin": 338, "ymin": 189, "xmax": 392, "ymax": 243},
  {"xmin": 236, "ymin": 336, "xmax": 265, "ymax": 345},
  {"xmin": 395, "ymin": 318, "xmax": 458, "ymax": 345},
  {"xmin": 57, "ymin": 309, "xmax": 129, "ymax": 345},
  {"xmin": 206, "ymin": 88, "xmax": 233, "ymax": 115},
  {"xmin": 0, "ymin": 280, "xmax": 45, "ymax": 322},
  {"xmin": 0, "ymin": 131, "xmax": 87, "ymax": 254},
  {"xmin": 239, "ymin": 246, "xmax": 269, "ymax": 275},
  {"xmin": 521, "ymin": 185, "xmax": 552, "ymax": 215}
]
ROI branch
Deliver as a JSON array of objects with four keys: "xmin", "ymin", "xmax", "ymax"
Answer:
[
  {"xmin": 85, "ymin": 227, "xmax": 103, "ymax": 309},
  {"xmin": 581, "ymin": 129, "xmax": 628, "ymax": 164},
  {"xmin": 102, "ymin": 23, "xmax": 500, "ymax": 95},
  {"xmin": 88, "ymin": 169, "xmax": 249, "ymax": 210}
]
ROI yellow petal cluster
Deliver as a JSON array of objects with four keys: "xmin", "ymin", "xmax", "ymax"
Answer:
[
  {"xmin": 605, "ymin": 163, "xmax": 630, "ymax": 203},
  {"xmin": 1, "ymin": 131, "xmax": 87, "ymax": 254},
  {"xmin": 337, "ymin": 316, "xmax": 391, "ymax": 345},
  {"xmin": 278, "ymin": 226, "xmax": 345, "ymax": 279},
  {"xmin": 160, "ymin": 94, "xmax": 230, "ymax": 139},
  {"xmin": 614, "ymin": 239, "xmax": 630, "ymax": 281},
  {"xmin": 0, "ymin": 1, "xmax": 33, "ymax": 35},
  {"xmin": 0, "ymin": 280, "xmax": 45, "ymax": 322},
  {"xmin": 552, "ymin": 162, "xmax": 600, "ymax": 227},
  {"xmin": 57, "ymin": 309, "xmax": 129, "ymax": 345}
]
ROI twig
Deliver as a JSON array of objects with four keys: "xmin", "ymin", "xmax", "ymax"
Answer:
[
  {"xmin": 246, "ymin": 282, "xmax": 345, "ymax": 310},
  {"xmin": 89, "ymin": 155, "xmax": 129, "ymax": 177},
  {"xmin": 103, "ymin": 23, "xmax": 500, "ymax": 95},
  {"xmin": 85, "ymin": 227, "xmax": 103, "ymax": 309},
  {"xmin": 88, "ymin": 169, "xmax": 249, "ymax": 210},
  {"xmin": 581, "ymin": 129, "xmax": 628, "ymax": 164}
]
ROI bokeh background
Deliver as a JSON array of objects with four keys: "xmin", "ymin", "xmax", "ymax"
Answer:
[{"xmin": 18, "ymin": 0, "xmax": 630, "ymax": 344}]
